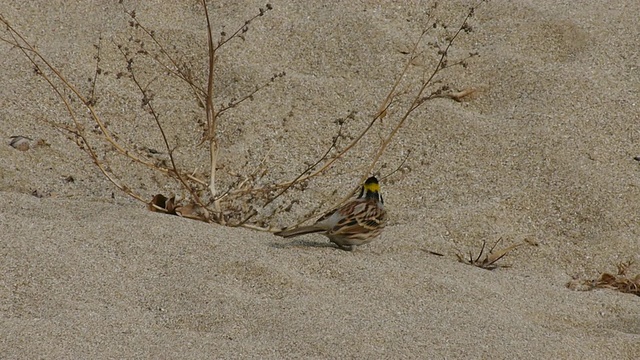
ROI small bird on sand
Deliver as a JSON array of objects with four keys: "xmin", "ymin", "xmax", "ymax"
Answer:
[{"xmin": 275, "ymin": 176, "xmax": 387, "ymax": 251}]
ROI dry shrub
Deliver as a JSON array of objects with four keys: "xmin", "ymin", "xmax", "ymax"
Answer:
[{"xmin": 0, "ymin": 2, "xmax": 483, "ymax": 231}]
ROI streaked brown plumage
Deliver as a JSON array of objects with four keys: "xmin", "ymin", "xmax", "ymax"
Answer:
[{"xmin": 275, "ymin": 176, "xmax": 387, "ymax": 251}]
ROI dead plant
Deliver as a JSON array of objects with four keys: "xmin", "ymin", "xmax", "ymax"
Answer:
[
  {"xmin": 0, "ymin": 2, "xmax": 483, "ymax": 232},
  {"xmin": 567, "ymin": 260, "xmax": 640, "ymax": 296},
  {"xmin": 456, "ymin": 238, "xmax": 524, "ymax": 270}
]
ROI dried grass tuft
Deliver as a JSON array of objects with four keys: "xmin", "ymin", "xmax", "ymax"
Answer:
[{"xmin": 455, "ymin": 238, "xmax": 524, "ymax": 270}]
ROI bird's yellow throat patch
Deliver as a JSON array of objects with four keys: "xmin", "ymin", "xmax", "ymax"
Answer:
[{"xmin": 363, "ymin": 181, "xmax": 380, "ymax": 193}]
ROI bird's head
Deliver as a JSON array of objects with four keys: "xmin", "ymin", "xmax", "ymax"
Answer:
[{"xmin": 359, "ymin": 176, "xmax": 383, "ymax": 203}]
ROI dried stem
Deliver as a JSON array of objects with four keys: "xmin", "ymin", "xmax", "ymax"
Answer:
[{"xmin": 364, "ymin": 7, "xmax": 477, "ymax": 180}]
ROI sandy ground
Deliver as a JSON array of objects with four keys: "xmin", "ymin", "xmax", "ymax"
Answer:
[{"xmin": 1, "ymin": 0, "xmax": 639, "ymax": 358}]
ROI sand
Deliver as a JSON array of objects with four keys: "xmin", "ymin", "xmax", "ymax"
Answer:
[{"xmin": 1, "ymin": 0, "xmax": 639, "ymax": 358}]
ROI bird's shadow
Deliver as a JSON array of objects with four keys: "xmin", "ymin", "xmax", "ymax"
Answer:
[{"xmin": 269, "ymin": 238, "xmax": 340, "ymax": 250}]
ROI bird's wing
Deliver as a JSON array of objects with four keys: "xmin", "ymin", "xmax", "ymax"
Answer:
[{"xmin": 327, "ymin": 200, "xmax": 386, "ymax": 238}]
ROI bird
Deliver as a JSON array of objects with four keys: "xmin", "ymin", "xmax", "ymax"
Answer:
[{"xmin": 274, "ymin": 176, "xmax": 387, "ymax": 251}]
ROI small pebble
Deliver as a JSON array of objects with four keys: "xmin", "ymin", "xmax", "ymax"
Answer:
[{"xmin": 9, "ymin": 136, "xmax": 32, "ymax": 151}]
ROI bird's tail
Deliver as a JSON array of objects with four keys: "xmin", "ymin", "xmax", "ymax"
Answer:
[{"xmin": 274, "ymin": 225, "xmax": 325, "ymax": 238}]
